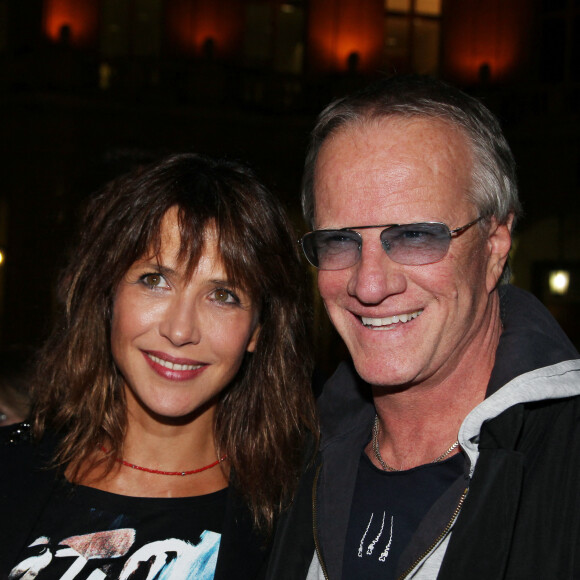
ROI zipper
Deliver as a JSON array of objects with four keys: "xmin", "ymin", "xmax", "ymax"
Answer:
[
  {"xmin": 397, "ymin": 486, "xmax": 469, "ymax": 580},
  {"xmin": 312, "ymin": 463, "xmax": 330, "ymax": 580}
]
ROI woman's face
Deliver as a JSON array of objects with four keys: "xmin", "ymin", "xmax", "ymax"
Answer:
[{"xmin": 110, "ymin": 208, "xmax": 260, "ymax": 423}]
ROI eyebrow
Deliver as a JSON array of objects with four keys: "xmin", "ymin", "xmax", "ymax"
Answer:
[
  {"xmin": 136, "ymin": 261, "xmax": 177, "ymax": 277},
  {"xmin": 134, "ymin": 258, "xmax": 243, "ymax": 290},
  {"xmin": 139, "ymin": 262, "xmax": 235, "ymax": 284},
  {"xmin": 209, "ymin": 278, "xmax": 236, "ymax": 288}
]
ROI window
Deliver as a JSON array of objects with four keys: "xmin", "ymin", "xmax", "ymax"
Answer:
[
  {"xmin": 0, "ymin": 0, "xmax": 7, "ymax": 53},
  {"xmin": 539, "ymin": 0, "xmax": 580, "ymax": 83},
  {"xmin": 243, "ymin": 1, "xmax": 304, "ymax": 73},
  {"xmin": 384, "ymin": 0, "xmax": 441, "ymax": 75},
  {"xmin": 101, "ymin": 0, "xmax": 162, "ymax": 58}
]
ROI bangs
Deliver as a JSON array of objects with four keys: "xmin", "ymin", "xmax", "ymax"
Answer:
[
  {"xmin": 98, "ymin": 153, "xmax": 285, "ymax": 310},
  {"xmin": 164, "ymin": 206, "xmax": 264, "ymax": 304}
]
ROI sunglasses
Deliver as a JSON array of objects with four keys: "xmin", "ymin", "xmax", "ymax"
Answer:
[{"xmin": 300, "ymin": 217, "xmax": 483, "ymax": 270}]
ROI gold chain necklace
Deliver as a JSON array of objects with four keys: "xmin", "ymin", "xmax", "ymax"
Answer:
[{"xmin": 372, "ymin": 415, "xmax": 459, "ymax": 472}]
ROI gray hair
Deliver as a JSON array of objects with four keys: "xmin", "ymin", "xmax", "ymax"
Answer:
[{"xmin": 302, "ymin": 76, "xmax": 522, "ymax": 234}]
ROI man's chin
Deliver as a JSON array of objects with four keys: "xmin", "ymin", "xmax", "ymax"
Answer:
[{"xmin": 351, "ymin": 356, "xmax": 419, "ymax": 390}]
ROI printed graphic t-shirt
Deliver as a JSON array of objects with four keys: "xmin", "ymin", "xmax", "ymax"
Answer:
[
  {"xmin": 342, "ymin": 449, "xmax": 463, "ymax": 580},
  {"xmin": 10, "ymin": 480, "xmax": 228, "ymax": 579}
]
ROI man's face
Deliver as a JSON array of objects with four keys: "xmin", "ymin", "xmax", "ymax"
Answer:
[{"xmin": 314, "ymin": 117, "xmax": 509, "ymax": 389}]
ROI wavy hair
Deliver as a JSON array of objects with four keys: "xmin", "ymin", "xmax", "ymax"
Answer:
[
  {"xmin": 302, "ymin": 75, "xmax": 522, "ymax": 283},
  {"xmin": 32, "ymin": 153, "xmax": 317, "ymax": 533}
]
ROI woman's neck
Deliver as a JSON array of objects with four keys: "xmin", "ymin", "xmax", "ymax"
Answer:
[{"xmin": 71, "ymin": 404, "xmax": 229, "ymax": 498}]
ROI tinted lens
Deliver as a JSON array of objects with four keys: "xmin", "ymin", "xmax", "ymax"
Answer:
[
  {"xmin": 381, "ymin": 223, "xmax": 451, "ymax": 265},
  {"xmin": 301, "ymin": 230, "xmax": 361, "ymax": 270}
]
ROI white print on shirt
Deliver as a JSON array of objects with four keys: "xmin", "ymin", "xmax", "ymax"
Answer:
[
  {"xmin": 357, "ymin": 511, "xmax": 394, "ymax": 563},
  {"xmin": 378, "ymin": 516, "xmax": 394, "ymax": 562},
  {"xmin": 9, "ymin": 529, "xmax": 220, "ymax": 580},
  {"xmin": 358, "ymin": 513, "xmax": 373, "ymax": 557},
  {"xmin": 366, "ymin": 512, "xmax": 384, "ymax": 555}
]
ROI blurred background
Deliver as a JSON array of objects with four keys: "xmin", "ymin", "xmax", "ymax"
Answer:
[{"xmin": 0, "ymin": 0, "xmax": 579, "ymax": 376}]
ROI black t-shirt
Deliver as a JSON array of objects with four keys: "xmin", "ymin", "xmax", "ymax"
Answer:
[
  {"xmin": 10, "ymin": 480, "xmax": 228, "ymax": 579},
  {"xmin": 342, "ymin": 450, "xmax": 463, "ymax": 580}
]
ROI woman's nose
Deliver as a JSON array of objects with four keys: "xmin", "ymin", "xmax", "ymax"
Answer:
[{"xmin": 159, "ymin": 298, "xmax": 201, "ymax": 346}]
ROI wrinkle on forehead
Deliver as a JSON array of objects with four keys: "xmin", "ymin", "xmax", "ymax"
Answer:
[{"xmin": 313, "ymin": 116, "xmax": 474, "ymax": 227}]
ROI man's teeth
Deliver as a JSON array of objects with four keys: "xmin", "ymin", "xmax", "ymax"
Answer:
[
  {"xmin": 148, "ymin": 354, "xmax": 202, "ymax": 371},
  {"xmin": 361, "ymin": 310, "xmax": 423, "ymax": 328}
]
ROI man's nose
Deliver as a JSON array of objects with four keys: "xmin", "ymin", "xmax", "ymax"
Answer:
[
  {"xmin": 346, "ymin": 239, "xmax": 406, "ymax": 303},
  {"xmin": 159, "ymin": 298, "xmax": 201, "ymax": 346}
]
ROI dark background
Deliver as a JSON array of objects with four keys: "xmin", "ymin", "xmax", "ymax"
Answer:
[{"xmin": 1, "ymin": 0, "xmax": 579, "ymax": 374}]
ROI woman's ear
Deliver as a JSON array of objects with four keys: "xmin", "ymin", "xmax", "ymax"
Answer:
[{"xmin": 246, "ymin": 324, "xmax": 261, "ymax": 353}]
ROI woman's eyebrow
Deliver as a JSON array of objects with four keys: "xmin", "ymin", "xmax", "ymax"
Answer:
[
  {"xmin": 135, "ymin": 260, "xmax": 178, "ymax": 278},
  {"xmin": 209, "ymin": 278, "xmax": 233, "ymax": 287}
]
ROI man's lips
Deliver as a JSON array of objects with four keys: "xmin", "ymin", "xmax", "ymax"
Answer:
[
  {"xmin": 142, "ymin": 350, "xmax": 207, "ymax": 381},
  {"xmin": 360, "ymin": 309, "xmax": 423, "ymax": 329}
]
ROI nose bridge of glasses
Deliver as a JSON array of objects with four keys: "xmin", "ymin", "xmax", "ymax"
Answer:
[
  {"xmin": 348, "ymin": 226, "xmax": 403, "ymax": 270},
  {"xmin": 350, "ymin": 224, "xmax": 393, "ymax": 253}
]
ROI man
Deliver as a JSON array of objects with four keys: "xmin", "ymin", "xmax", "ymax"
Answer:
[{"xmin": 283, "ymin": 76, "xmax": 580, "ymax": 579}]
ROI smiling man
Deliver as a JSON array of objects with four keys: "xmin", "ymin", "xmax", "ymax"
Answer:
[{"xmin": 297, "ymin": 76, "xmax": 580, "ymax": 579}]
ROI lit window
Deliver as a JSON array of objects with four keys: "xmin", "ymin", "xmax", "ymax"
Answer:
[
  {"xmin": 100, "ymin": 0, "xmax": 161, "ymax": 58},
  {"xmin": 243, "ymin": 1, "xmax": 304, "ymax": 73},
  {"xmin": 384, "ymin": 0, "xmax": 441, "ymax": 76}
]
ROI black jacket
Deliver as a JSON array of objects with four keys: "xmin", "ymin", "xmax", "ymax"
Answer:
[{"xmin": 270, "ymin": 285, "xmax": 580, "ymax": 579}]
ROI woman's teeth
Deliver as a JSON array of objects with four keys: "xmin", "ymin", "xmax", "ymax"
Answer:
[{"xmin": 147, "ymin": 353, "xmax": 202, "ymax": 371}]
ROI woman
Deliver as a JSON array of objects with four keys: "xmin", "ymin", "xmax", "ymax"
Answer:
[{"xmin": 0, "ymin": 153, "xmax": 317, "ymax": 578}]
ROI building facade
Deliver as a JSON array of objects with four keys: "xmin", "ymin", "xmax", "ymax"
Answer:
[{"xmin": 0, "ymin": 0, "xmax": 579, "ymax": 359}]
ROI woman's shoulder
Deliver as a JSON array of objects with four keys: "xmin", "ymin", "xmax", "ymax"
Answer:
[
  {"xmin": 0, "ymin": 421, "xmax": 57, "ymax": 474},
  {"xmin": 0, "ymin": 424, "xmax": 61, "ymax": 573},
  {"xmin": 0, "ymin": 421, "xmax": 32, "ymax": 447},
  {"xmin": 0, "ymin": 422, "xmax": 59, "ymax": 508}
]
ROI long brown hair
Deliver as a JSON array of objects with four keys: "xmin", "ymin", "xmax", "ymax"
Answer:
[{"xmin": 32, "ymin": 153, "xmax": 317, "ymax": 533}]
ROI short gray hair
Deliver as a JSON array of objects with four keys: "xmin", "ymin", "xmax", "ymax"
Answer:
[{"xmin": 302, "ymin": 76, "xmax": 521, "ymax": 233}]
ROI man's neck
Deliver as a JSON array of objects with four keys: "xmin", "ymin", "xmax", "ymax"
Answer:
[{"xmin": 368, "ymin": 292, "xmax": 502, "ymax": 470}]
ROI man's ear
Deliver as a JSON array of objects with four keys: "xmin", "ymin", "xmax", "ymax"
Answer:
[{"xmin": 486, "ymin": 213, "xmax": 514, "ymax": 292}]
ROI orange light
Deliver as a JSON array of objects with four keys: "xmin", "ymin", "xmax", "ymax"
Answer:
[
  {"xmin": 442, "ymin": 0, "xmax": 533, "ymax": 84},
  {"xmin": 43, "ymin": 0, "xmax": 98, "ymax": 48},
  {"xmin": 166, "ymin": 0, "xmax": 244, "ymax": 59},
  {"xmin": 308, "ymin": 0, "xmax": 384, "ymax": 74}
]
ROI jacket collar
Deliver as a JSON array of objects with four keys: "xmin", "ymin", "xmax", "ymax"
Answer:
[{"xmin": 488, "ymin": 284, "xmax": 579, "ymax": 396}]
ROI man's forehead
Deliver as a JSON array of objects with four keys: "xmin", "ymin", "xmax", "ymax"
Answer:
[
  {"xmin": 317, "ymin": 115, "xmax": 470, "ymax": 165},
  {"xmin": 312, "ymin": 116, "xmax": 473, "ymax": 225}
]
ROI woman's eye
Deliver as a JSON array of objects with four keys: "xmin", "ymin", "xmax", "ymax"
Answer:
[
  {"xmin": 212, "ymin": 288, "xmax": 238, "ymax": 304},
  {"xmin": 140, "ymin": 273, "xmax": 169, "ymax": 288}
]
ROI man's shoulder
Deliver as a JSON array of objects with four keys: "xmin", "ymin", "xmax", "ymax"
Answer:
[
  {"xmin": 489, "ymin": 285, "xmax": 579, "ymax": 396},
  {"xmin": 317, "ymin": 361, "xmax": 374, "ymax": 441},
  {"xmin": 498, "ymin": 284, "xmax": 577, "ymax": 356}
]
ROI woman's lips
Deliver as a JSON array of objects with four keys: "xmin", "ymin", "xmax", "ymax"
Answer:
[{"xmin": 142, "ymin": 350, "xmax": 208, "ymax": 381}]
